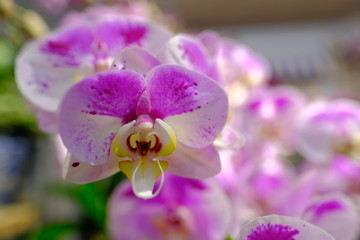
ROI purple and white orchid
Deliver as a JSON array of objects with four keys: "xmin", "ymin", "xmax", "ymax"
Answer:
[
  {"xmin": 162, "ymin": 31, "xmax": 269, "ymax": 106},
  {"xmin": 16, "ymin": 14, "xmax": 172, "ymax": 133},
  {"xmin": 237, "ymin": 215, "xmax": 335, "ymax": 240},
  {"xmin": 59, "ymin": 64, "xmax": 228, "ymax": 199},
  {"xmin": 239, "ymin": 85, "xmax": 306, "ymax": 153},
  {"xmin": 108, "ymin": 173, "xmax": 232, "ymax": 240},
  {"xmin": 296, "ymin": 99, "xmax": 360, "ymax": 164}
]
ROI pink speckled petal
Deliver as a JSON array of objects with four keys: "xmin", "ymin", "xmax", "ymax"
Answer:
[
  {"xmin": 238, "ymin": 215, "xmax": 335, "ymax": 240},
  {"xmin": 166, "ymin": 143, "xmax": 221, "ymax": 179},
  {"xmin": 147, "ymin": 65, "xmax": 228, "ymax": 148},
  {"xmin": 59, "ymin": 70, "xmax": 146, "ymax": 165},
  {"xmin": 62, "ymin": 152, "xmax": 120, "ymax": 184},
  {"xmin": 167, "ymin": 34, "xmax": 210, "ymax": 74},
  {"xmin": 15, "ymin": 26, "xmax": 94, "ymax": 112},
  {"xmin": 111, "ymin": 47, "xmax": 160, "ymax": 76},
  {"xmin": 97, "ymin": 18, "xmax": 172, "ymax": 56}
]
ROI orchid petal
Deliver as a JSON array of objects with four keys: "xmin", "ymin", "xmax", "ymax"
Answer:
[
  {"xmin": 154, "ymin": 119, "xmax": 177, "ymax": 156},
  {"xmin": 119, "ymin": 159, "xmax": 168, "ymax": 199},
  {"xmin": 167, "ymin": 34, "xmax": 210, "ymax": 74},
  {"xmin": 199, "ymin": 30, "xmax": 221, "ymax": 57},
  {"xmin": 62, "ymin": 152, "xmax": 120, "ymax": 184},
  {"xmin": 97, "ymin": 18, "xmax": 172, "ymax": 56},
  {"xmin": 34, "ymin": 106, "xmax": 58, "ymax": 134},
  {"xmin": 166, "ymin": 142, "xmax": 221, "ymax": 179},
  {"xmin": 302, "ymin": 194, "xmax": 360, "ymax": 240},
  {"xmin": 147, "ymin": 65, "xmax": 228, "ymax": 148},
  {"xmin": 59, "ymin": 70, "xmax": 146, "ymax": 164},
  {"xmin": 237, "ymin": 215, "xmax": 335, "ymax": 240},
  {"xmin": 111, "ymin": 47, "xmax": 160, "ymax": 76},
  {"xmin": 15, "ymin": 26, "xmax": 94, "ymax": 112},
  {"xmin": 112, "ymin": 120, "xmax": 137, "ymax": 158}
]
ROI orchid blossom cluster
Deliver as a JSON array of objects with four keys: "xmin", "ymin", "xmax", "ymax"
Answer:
[{"xmin": 15, "ymin": 2, "xmax": 360, "ymax": 240}]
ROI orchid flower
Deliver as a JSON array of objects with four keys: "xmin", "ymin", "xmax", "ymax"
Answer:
[
  {"xmin": 316, "ymin": 155, "xmax": 360, "ymax": 194},
  {"xmin": 237, "ymin": 215, "xmax": 335, "ymax": 240},
  {"xmin": 239, "ymin": 85, "xmax": 305, "ymax": 153},
  {"xmin": 15, "ymin": 15, "xmax": 172, "ymax": 133},
  {"xmin": 59, "ymin": 64, "xmax": 228, "ymax": 199},
  {"xmin": 163, "ymin": 32, "xmax": 269, "ymax": 106},
  {"xmin": 296, "ymin": 99, "xmax": 360, "ymax": 164},
  {"xmin": 108, "ymin": 173, "xmax": 232, "ymax": 240},
  {"xmin": 163, "ymin": 33, "xmax": 220, "ymax": 82},
  {"xmin": 199, "ymin": 31, "xmax": 270, "ymax": 106},
  {"xmin": 216, "ymin": 144, "xmax": 297, "ymax": 235},
  {"xmin": 301, "ymin": 193, "xmax": 360, "ymax": 240}
]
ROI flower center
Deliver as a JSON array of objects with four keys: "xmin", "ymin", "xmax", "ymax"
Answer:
[
  {"xmin": 111, "ymin": 116, "xmax": 177, "ymax": 199},
  {"xmin": 335, "ymin": 132, "xmax": 360, "ymax": 160}
]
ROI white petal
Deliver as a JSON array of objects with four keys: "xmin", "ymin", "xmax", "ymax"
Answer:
[{"xmin": 62, "ymin": 152, "xmax": 120, "ymax": 184}]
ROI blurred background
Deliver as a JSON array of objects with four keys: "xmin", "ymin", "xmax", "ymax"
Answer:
[{"xmin": 1, "ymin": 0, "xmax": 360, "ymax": 239}]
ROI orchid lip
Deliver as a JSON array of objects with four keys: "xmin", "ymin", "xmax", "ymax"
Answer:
[
  {"xmin": 111, "ymin": 117, "xmax": 176, "ymax": 199},
  {"xmin": 131, "ymin": 159, "xmax": 166, "ymax": 199}
]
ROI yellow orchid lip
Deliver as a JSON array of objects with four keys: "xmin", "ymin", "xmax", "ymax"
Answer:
[{"xmin": 111, "ymin": 117, "xmax": 177, "ymax": 199}]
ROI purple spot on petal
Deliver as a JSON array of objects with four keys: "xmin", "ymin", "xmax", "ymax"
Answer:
[
  {"xmin": 275, "ymin": 97, "xmax": 290, "ymax": 110},
  {"xmin": 97, "ymin": 20, "xmax": 148, "ymax": 51},
  {"xmin": 305, "ymin": 200, "xmax": 344, "ymax": 221},
  {"xmin": 248, "ymin": 100, "xmax": 262, "ymax": 112},
  {"xmin": 247, "ymin": 223, "xmax": 299, "ymax": 240},
  {"xmin": 72, "ymin": 162, "xmax": 80, "ymax": 167},
  {"xmin": 40, "ymin": 27, "xmax": 94, "ymax": 67},
  {"xmin": 149, "ymin": 68, "xmax": 202, "ymax": 118}
]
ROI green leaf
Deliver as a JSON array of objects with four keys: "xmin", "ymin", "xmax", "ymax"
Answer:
[{"xmin": 27, "ymin": 222, "xmax": 77, "ymax": 240}]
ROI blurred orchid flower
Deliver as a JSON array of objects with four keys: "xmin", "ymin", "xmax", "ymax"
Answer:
[
  {"xmin": 237, "ymin": 215, "xmax": 335, "ymax": 240},
  {"xmin": 16, "ymin": 15, "xmax": 172, "ymax": 133},
  {"xmin": 296, "ymin": 99, "xmax": 360, "ymax": 164},
  {"xmin": 200, "ymin": 31, "xmax": 270, "ymax": 106},
  {"xmin": 59, "ymin": 65, "xmax": 228, "ymax": 199},
  {"xmin": 163, "ymin": 33, "xmax": 219, "ymax": 82},
  {"xmin": 239, "ymin": 85, "xmax": 305, "ymax": 153},
  {"xmin": 316, "ymin": 155, "xmax": 360, "ymax": 194},
  {"xmin": 108, "ymin": 173, "xmax": 232, "ymax": 240},
  {"xmin": 163, "ymin": 31, "xmax": 269, "ymax": 106},
  {"xmin": 216, "ymin": 145, "xmax": 297, "ymax": 235},
  {"xmin": 301, "ymin": 193, "xmax": 360, "ymax": 240}
]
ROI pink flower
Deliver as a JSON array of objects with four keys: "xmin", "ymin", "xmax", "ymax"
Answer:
[
  {"xmin": 239, "ymin": 85, "xmax": 305, "ymax": 153},
  {"xmin": 59, "ymin": 65, "xmax": 228, "ymax": 199},
  {"xmin": 296, "ymin": 99, "xmax": 360, "ymax": 164},
  {"xmin": 162, "ymin": 31, "xmax": 269, "ymax": 106},
  {"xmin": 108, "ymin": 173, "xmax": 232, "ymax": 240},
  {"xmin": 16, "ymin": 14, "xmax": 172, "ymax": 133}
]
